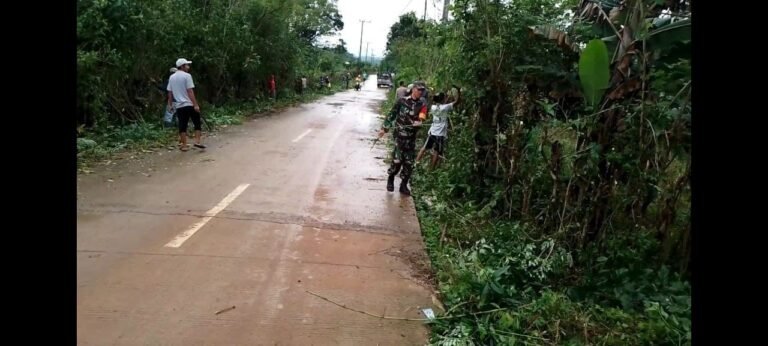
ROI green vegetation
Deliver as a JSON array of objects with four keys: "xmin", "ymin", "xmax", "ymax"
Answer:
[
  {"xmin": 383, "ymin": 0, "xmax": 691, "ymax": 344},
  {"xmin": 77, "ymin": 0, "xmax": 365, "ymax": 166}
]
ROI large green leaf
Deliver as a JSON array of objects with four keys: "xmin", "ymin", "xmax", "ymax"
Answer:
[{"xmin": 579, "ymin": 39, "xmax": 610, "ymax": 107}]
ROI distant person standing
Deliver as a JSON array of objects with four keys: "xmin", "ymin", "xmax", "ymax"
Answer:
[
  {"xmin": 301, "ymin": 76, "xmax": 308, "ymax": 92},
  {"xmin": 167, "ymin": 58, "xmax": 205, "ymax": 151},
  {"xmin": 269, "ymin": 75, "xmax": 277, "ymax": 100}
]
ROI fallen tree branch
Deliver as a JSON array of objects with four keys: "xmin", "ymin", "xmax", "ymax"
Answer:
[
  {"xmin": 305, "ymin": 290, "xmax": 511, "ymax": 321},
  {"xmin": 306, "ymin": 290, "xmax": 426, "ymax": 321}
]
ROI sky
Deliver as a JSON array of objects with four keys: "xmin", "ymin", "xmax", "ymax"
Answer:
[{"xmin": 329, "ymin": 0, "xmax": 449, "ymax": 61}]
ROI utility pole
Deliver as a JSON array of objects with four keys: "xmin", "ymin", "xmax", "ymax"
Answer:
[
  {"xmin": 365, "ymin": 42, "xmax": 371, "ymax": 64},
  {"xmin": 424, "ymin": 0, "xmax": 428, "ymax": 21},
  {"xmin": 442, "ymin": 0, "xmax": 451, "ymax": 21},
  {"xmin": 358, "ymin": 20, "xmax": 371, "ymax": 66}
]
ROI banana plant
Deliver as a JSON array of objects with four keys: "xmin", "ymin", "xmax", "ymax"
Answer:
[{"xmin": 579, "ymin": 39, "xmax": 611, "ymax": 108}]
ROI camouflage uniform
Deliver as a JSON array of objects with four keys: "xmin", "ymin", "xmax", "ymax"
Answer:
[{"xmin": 383, "ymin": 95, "xmax": 428, "ymax": 184}]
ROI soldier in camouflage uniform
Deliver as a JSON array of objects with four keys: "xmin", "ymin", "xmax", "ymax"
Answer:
[{"xmin": 378, "ymin": 83, "xmax": 428, "ymax": 195}]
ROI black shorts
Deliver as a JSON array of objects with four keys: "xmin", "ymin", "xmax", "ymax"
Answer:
[
  {"xmin": 424, "ymin": 135, "xmax": 445, "ymax": 155},
  {"xmin": 176, "ymin": 106, "xmax": 201, "ymax": 133}
]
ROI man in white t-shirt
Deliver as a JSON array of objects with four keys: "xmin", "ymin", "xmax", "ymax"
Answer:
[
  {"xmin": 417, "ymin": 86, "xmax": 461, "ymax": 168},
  {"xmin": 167, "ymin": 58, "xmax": 205, "ymax": 151}
]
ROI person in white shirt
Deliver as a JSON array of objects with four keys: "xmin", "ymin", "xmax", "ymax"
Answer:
[
  {"xmin": 417, "ymin": 85, "xmax": 461, "ymax": 168},
  {"xmin": 167, "ymin": 58, "xmax": 205, "ymax": 151}
]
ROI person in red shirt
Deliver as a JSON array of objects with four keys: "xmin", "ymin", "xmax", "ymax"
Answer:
[{"xmin": 268, "ymin": 75, "xmax": 276, "ymax": 100}]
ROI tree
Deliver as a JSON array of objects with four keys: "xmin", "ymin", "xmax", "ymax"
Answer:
[
  {"xmin": 385, "ymin": 12, "xmax": 423, "ymax": 53},
  {"xmin": 77, "ymin": 0, "xmax": 350, "ymax": 128},
  {"xmin": 291, "ymin": 0, "xmax": 344, "ymax": 43}
]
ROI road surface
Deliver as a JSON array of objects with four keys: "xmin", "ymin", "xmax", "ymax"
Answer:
[{"xmin": 77, "ymin": 77, "xmax": 435, "ymax": 345}]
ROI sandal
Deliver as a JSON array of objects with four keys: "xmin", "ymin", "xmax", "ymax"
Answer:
[
  {"xmin": 180, "ymin": 145, "xmax": 190, "ymax": 152},
  {"xmin": 194, "ymin": 144, "xmax": 207, "ymax": 149}
]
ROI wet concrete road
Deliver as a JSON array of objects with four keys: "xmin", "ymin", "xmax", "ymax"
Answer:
[{"xmin": 77, "ymin": 77, "xmax": 434, "ymax": 345}]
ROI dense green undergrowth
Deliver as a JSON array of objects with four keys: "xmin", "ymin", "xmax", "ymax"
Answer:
[
  {"xmin": 403, "ymin": 90, "xmax": 691, "ymax": 345},
  {"xmin": 381, "ymin": 84, "xmax": 689, "ymax": 345},
  {"xmin": 414, "ymin": 189, "xmax": 690, "ymax": 345},
  {"xmin": 381, "ymin": 0, "xmax": 691, "ymax": 342}
]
